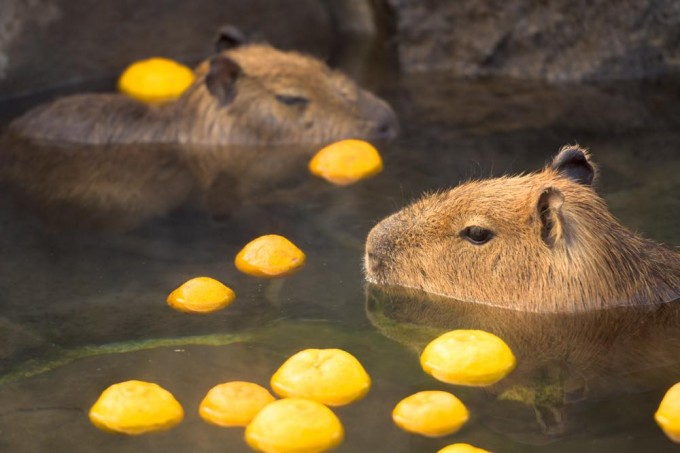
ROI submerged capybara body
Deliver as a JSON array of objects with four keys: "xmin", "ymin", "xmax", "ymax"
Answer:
[
  {"xmin": 365, "ymin": 146, "xmax": 680, "ymax": 312},
  {"xmin": 8, "ymin": 43, "xmax": 397, "ymax": 146}
]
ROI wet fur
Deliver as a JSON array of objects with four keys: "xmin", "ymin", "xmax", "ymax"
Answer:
[
  {"xmin": 365, "ymin": 146, "xmax": 680, "ymax": 312},
  {"xmin": 8, "ymin": 44, "xmax": 397, "ymax": 146}
]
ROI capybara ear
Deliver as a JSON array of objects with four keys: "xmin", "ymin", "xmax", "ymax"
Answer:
[
  {"xmin": 205, "ymin": 55, "xmax": 242, "ymax": 105},
  {"xmin": 550, "ymin": 145, "xmax": 597, "ymax": 186},
  {"xmin": 214, "ymin": 25, "xmax": 247, "ymax": 52},
  {"xmin": 537, "ymin": 187, "xmax": 565, "ymax": 247}
]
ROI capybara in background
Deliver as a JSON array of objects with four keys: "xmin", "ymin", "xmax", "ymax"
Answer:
[
  {"xmin": 7, "ymin": 31, "xmax": 398, "ymax": 146},
  {"xmin": 0, "ymin": 28, "xmax": 399, "ymax": 230},
  {"xmin": 365, "ymin": 146, "xmax": 680, "ymax": 312}
]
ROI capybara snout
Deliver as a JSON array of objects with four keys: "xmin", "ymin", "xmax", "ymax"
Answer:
[{"xmin": 358, "ymin": 91, "xmax": 399, "ymax": 141}]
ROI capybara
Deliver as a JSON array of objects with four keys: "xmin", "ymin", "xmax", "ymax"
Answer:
[
  {"xmin": 365, "ymin": 146, "xmax": 680, "ymax": 313},
  {"xmin": 0, "ymin": 29, "xmax": 398, "ymax": 230},
  {"xmin": 7, "ymin": 33, "xmax": 398, "ymax": 146}
]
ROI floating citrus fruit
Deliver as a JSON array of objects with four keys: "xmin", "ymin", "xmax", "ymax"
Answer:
[
  {"xmin": 438, "ymin": 443, "xmax": 491, "ymax": 453},
  {"xmin": 420, "ymin": 330, "xmax": 516, "ymax": 386},
  {"xmin": 199, "ymin": 381, "xmax": 275, "ymax": 427},
  {"xmin": 392, "ymin": 390, "xmax": 469, "ymax": 437},
  {"xmin": 271, "ymin": 348, "xmax": 371, "ymax": 406},
  {"xmin": 309, "ymin": 139, "xmax": 383, "ymax": 185},
  {"xmin": 166, "ymin": 276, "xmax": 235, "ymax": 313},
  {"xmin": 235, "ymin": 235, "xmax": 306, "ymax": 278},
  {"xmin": 655, "ymin": 382, "xmax": 680, "ymax": 442},
  {"xmin": 118, "ymin": 57, "xmax": 194, "ymax": 104},
  {"xmin": 89, "ymin": 380, "xmax": 184, "ymax": 435},
  {"xmin": 245, "ymin": 398, "xmax": 344, "ymax": 452}
]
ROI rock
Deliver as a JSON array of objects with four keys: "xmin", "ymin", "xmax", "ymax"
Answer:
[
  {"xmin": 387, "ymin": 0, "xmax": 680, "ymax": 81},
  {"xmin": 0, "ymin": 0, "xmax": 334, "ymax": 99}
]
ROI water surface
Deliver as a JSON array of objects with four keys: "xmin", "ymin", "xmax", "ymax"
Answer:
[{"xmin": 1, "ymin": 72, "xmax": 679, "ymax": 452}]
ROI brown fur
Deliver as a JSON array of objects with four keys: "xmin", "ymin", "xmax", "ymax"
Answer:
[
  {"xmin": 8, "ymin": 44, "xmax": 397, "ymax": 146},
  {"xmin": 365, "ymin": 146, "xmax": 680, "ymax": 313}
]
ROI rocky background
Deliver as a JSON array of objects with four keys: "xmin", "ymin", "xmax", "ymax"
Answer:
[
  {"xmin": 1, "ymin": 0, "xmax": 679, "ymax": 100},
  {"xmin": 387, "ymin": 0, "xmax": 680, "ymax": 81},
  {"xmin": 0, "ymin": 0, "xmax": 379, "ymax": 101}
]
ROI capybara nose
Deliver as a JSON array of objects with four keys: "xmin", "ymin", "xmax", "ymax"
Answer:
[
  {"xmin": 365, "ymin": 220, "xmax": 395, "ymax": 277},
  {"xmin": 365, "ymin": 251, "xmax": 385, "ymax": 276},
  {"xmin": 359, "ymin": 91, "xmax": 399, "ymax": 141},
  {"xmin": 365, "ymin": 242, "xmax": 393, "ymax": 277},
  {"xmin": 372, "ymin": 107, "xmax": 399, "ymax": 141}
]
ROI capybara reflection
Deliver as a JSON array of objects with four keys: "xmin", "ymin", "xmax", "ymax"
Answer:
[
  {"xmin": 365, "ymin": 284, "xmax": 680, "ymax": 441},
  {"xmin": 9, "ymin": 36, "xmax": 397, "ymax": 146},
  {"xmin": 365, "ymin": 146, "xmax": 680, "ymax": 313}
]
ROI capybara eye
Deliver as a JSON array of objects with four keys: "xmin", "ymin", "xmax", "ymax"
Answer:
[
  {"xmin": 275, "ymin": 94, "xmax": 310, "ymax": 107},
  {"xmin": 461, "ymin": 226, "xmax": 493, "ymax": 245}
]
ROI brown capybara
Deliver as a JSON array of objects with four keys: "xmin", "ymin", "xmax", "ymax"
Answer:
[
  {"xmin": 8, "ymin": 37, "xmax": 397, "ymax": 146},
  {"xmin": 365, "ymin": 146, "xmax": 680, "ymax": 313},
  {"xmin": 0, "ymin": 29, "xmax": 398, "ymax": 230}
]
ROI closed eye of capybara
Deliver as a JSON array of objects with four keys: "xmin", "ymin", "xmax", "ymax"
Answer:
[
  {"xmin": 8, "ymin": 29, "xmax": 398, "ymax": 146},
  {"xmin": 365, "ymin": 145, "xmax": 680, "ymax": 313}
]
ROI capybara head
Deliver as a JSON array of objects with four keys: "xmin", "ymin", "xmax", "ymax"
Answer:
[
  {"xmin": 176, "ymin": 32, "xmax": 398, "ymax": 145},
  {"xmin": 9, "ymin": 28, "xmax": 398, "ymax": 146},
  {"xmin": 365, "ymin": 146, "xmax": 680, "ymax": 313}
]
